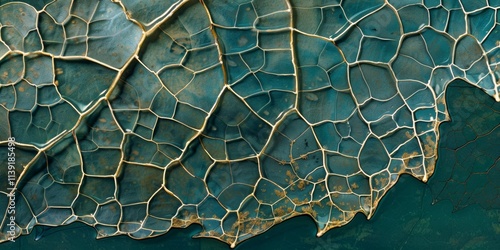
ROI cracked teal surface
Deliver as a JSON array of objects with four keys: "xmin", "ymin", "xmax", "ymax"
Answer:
[{"xmin": 0, "ymin": 0, "xmax": 499, "ymax": 247}]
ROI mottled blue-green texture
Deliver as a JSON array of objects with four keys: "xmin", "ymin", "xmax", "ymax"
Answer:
[{"xmin": 0, "ymin": 0, "xmax": 499, "ymax": 248}]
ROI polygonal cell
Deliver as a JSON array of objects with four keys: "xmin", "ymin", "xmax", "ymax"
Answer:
[
  {"xmin": 313, "ymin": 122, "xmax": 341, "ymax": 151},
  {"xmin": 65, "ymin": 16, "xmax": 87, "ymax": 38},
  {"xmin": 143, "ymin": 216, "xmax": 171, "ymax": 231},
  {"xmin": 73, "ymin": 195, "xmax": 98, "ymax": 216},
  {"xmin": 328, "ymin": 65, "xmax": 349, "ymax": 91},
  {"xmin": 165, "ymin": 163, "xmax": 207, "ymax": 204},
  {"xmin": 330, "ymin": 193, "xmax": 361, "ymax": 212},
  {"xmin": 234, "ymin": 2, "xmax": 256, "ymax": 27},
  {"xmin": 348, "ymin": 174, "xmax": 370, "ymax": 195},
  {"xmin": 207, "ymin": 164, "xmax": 232, "ymax": 197},
  {"xmin": 240, "ymin": 48, "xmax": 265, "ymax": 71},
  {"xmin": 227, "ymin": 139, "xmax": 256, "ymax": 160},
  {"xmin": 0, "ymin": 26, "xmax": 24, "ymax": 50},
  {"xmin": 421, "ymin": 28, "xmax": 454, "ymax": 66},
  {"xmin": 272, "ymin": 197, "xmax": 294, "ymax": 218},
  {"xmin": 261, "ymin": 50, "xmax": 294, "ymax": 75},
  {"xmin": 210, "ymin": 162, "xmax": 254, "ymax": 196},
  {"xmin": 31, "ymin": 106, "xmax": 51, "ymax": 129},
  {"xmin": 148, "ymin": 189, "xmax": 182, "ymax": 219},
  {"xmin": 82, "ymin": 105, "xmax": 124, "ymax": 148},
  {"xmin": 175, "ymin": 1, "xmax": 211, "ymax": 35},
  {"xmin": 137, "ymin": 110, "xmax": 158, "ymax": 128},
  {"xmin": 298, "ymin": 33, "xmax": 339, "ymax": 69},
  {"xmin": 454, "ymin": 35, "xmax": 484, "ymax": 70},
  {"xmin": 159, "ymin": 66, "xmax": 194, "ymax": 95},
  {"xmin": 38, "ymin": 12, "xmax": 65, "ymax": 55},
  {"xmin": 70, "ymin": 0, "xmax": 98, "ymax": 21},
  {"xmin": 359, "ymin": 137, "xmax": 390, "ymax": 175},
  {"xmin": 14, "ymin": 81, "xmax": 36, "ymax": 111},
  {"xmin": 398, "ymin": 5, "xmax": 429, "ymax": 33},
  {"xmin": 80, "ymin": 177, "xmax": 116, "ymax": 203},
  {"xmin": 111, "ymin": 110, "xmax": 137, "ymax": 134},
  {"xmin": 118, "ymin": 163, "xmax": 163, "ymax": 205},
  {"xmin": 44, "ymin": 182, "xmax": 78, "ymax": 207},
  {"xmin": 482, "ymin": 24, "xmax": 500, "ymax": 52},
  {"xmin": 429, "ymin": 7, "xmax": 448, "ymax": 31},
  {"xmin": 23, "ymin": 30, "xmax": 42, "ymax": 52},
  {"xmin": 326, "ymin": 152, "xmax": 359, "ymax": 175},
  {"xmin": 95, "ymin": 201, "xmax": 121, "ymax": 225},
  {"xmin": 0, "ymin": 89, "xmax": 7, "ymax": 110},
  {"xmin": 24, "ymin": 54, "xmax": 54, "ymax": 86},
  {"xmin": 231, "ymin": 73, "xmax": 262, "ymax": 98},
  {"xmin": 348, "ymin": 111, "xmax": 371, "ymax": 143},
  {"xmin": 275, "ymin": 113, "xmax": 309, "ymax": 140},
  {"xmin": 447, "ymin": 10, "xmax": 466, "ymax": 39},
  {"xmin": 0, "ymin": 53, "xmax": 23, "ymax": 85},
  {"xmin": 293, "ymin": 8, "xmax": 321, "ymax": 34},
  {"xmin": 134, "ymin": 124, "xmax": 153, "ymax": 140},
  {"xmin": 291, "ymin": 127, "xmax": 320, "ymax": 158}
]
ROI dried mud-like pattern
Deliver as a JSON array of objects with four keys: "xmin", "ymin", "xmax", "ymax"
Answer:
[{"xmin": 0, "ymin": 0, "xmax": 499, "ymax": 247}]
